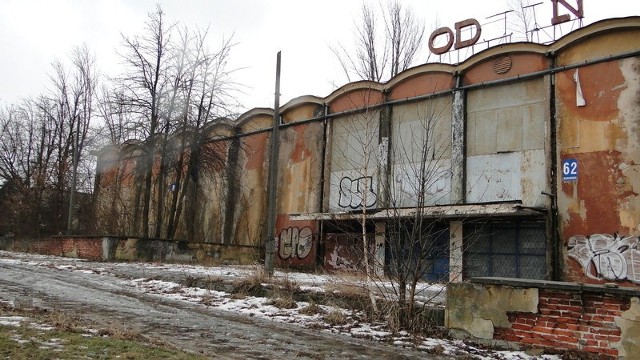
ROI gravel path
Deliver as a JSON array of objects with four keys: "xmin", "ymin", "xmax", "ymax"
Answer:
[{"xmin": 0, "ymin": 253, "xmax": 447, "ymax": 359}]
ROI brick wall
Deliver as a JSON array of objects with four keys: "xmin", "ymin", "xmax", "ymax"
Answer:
[
  {"xmin": 494, "ymin": 289, "xmax": 629, "ymax": 357},
  {"xmin": 9, "ymin": 237, "xmax": 105, "ymax": 260},
  {"xmin": 0, "ymin": 236, "xmax": 261, "ymax": 265},
  {"xmin": 447, "ymin": 278, "xmax": 640, "ymax": 359}
]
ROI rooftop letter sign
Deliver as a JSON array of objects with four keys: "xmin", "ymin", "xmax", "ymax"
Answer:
[
  {"xmin": 427, "ymin": 1, "xmax": 584, "ymax": 56},
  {"xmin": 429, "ymin": 19, "xmax": 482, "ymax": 55},
  {"xmin": 552, "ymin": 0, "xmax": 584, "ymax": 25}
]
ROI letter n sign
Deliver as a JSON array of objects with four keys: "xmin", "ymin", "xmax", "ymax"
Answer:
[
  {"xmin": 562, "ymin": 158, "xmax": 578, "ymax": 181},
  {"xmin": 551, "ymin": 0, "xmax": 584, "ymax": 25}
]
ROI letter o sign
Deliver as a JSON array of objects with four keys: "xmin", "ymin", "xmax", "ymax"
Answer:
[{"xmin": 429, "ymin": 27, "xmax": 454, "ymax": 55}]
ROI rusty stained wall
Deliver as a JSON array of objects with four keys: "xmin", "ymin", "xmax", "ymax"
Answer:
[
  {"xmin": 466, "ymin": 77, "xmax": 550, "ymax": 206},
  {"xmin": 232, "ymin": 129, "xmax": 270, "ymax": 246},
  {"xmin": 274, "ymin": 102, "xmax": 325, "ymax": 268},
  {"xmin": 556, "ymin": 28, "xmax": 640, "ymax": 285},
  {"xmin": 390, "ymin": 97, "xmax": 453, "ymax": 207},
  {"xmin": 94, "ymin": 116, "xmax": 272, "ymax": 247},
  {"xmin": 276, "ymin": 115, "xmax": 324, "ymax": 216}
]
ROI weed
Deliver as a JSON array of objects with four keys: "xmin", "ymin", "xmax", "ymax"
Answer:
[
  {"xmin": 323, "ymin": 310, "xmax": 347, "ymax": 326},
  {"xmin": 299, "ymin": 302, "xmax": 325, "ymax": 316},
  {"xmin": 232, "ymin": 266, "xmax": 268, "ymax": 297},
  {"xmin": 270, "ymin": 296, "xmax": 298, "ymax": 309},
  {"xmin": 272, "ymin": 273, "xmax": 300, "ymax": 293}
]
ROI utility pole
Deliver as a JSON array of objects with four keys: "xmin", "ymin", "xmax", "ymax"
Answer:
[{"xmin": 264, "ymin": 51, "xmax": 281, "ymax": 276}]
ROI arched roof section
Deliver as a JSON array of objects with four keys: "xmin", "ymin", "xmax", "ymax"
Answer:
[
  {"xmin": 166, "ymin": 126, "xmax": 198, "ymax": 150},
  {"xmin": 386, "ymin": 63, "xmax": 456, "ymax": 100},
  {"xmin": 457, "ymin": 43, "xmax": 548, "ymax": 71},
  {"xmin": 459, "ymin": 44, "xmax": 550, "ymax": 86},
  {"xmin": 280, "ymin": 95, "xmax": 324, "ymax": 124},
  {"xmin": 326, "ymin": 81, "xmax": 385, "ymax": 113},
  {"xmin": 115, "ymin": 139, "xmax": 144, "ymax": 159},
  {"xmin": 204, "ymin": 121, "xmax": 236, "ymax": 139},
  {"xmin": 120, "ymin": 139, "xmax": 143, "ymax": 155},
  {"xmin": 549, "ymin": 16, "xmax": 640, "ymax": 65},
  {"xmin": 236, "ymin": 108, "xmax": 274, "ymax": 134}
]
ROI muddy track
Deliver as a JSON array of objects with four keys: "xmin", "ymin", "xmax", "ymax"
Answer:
[{"xmin": 0, "ymin": 259, "xmax": 446, "ymax": 359}]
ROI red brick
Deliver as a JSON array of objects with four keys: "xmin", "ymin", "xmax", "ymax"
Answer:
[
  {"xmin": 590, "ymin": 328, "xmax": 620, "ymax": 336},
  {"xmin": 586, "ymin": 340, "xmax": 601, "ymax": 348},
  {"xmin": 552, "ymin": 328, "xmax": 575, "ymax": 337},
  {"xmin": 512, "ymin": 323, "xmax": 533, "ymax": 331},
  {"xmin": 557, "ymin": 305, "xmax": 583, "ymax": 313},
  {"xmin": 602, "ymin": 347, "xmax": 619, "ymax": 356},
  {"xmin": 532, "ymin": 326, "xmax": 554, "ymax": 335},
  {"xmin": 540, "ymin": 309, "xmax": 561, "ymax": 317},
  {"xmin": 561, "ymin": 323, "xmax": 580, "ymax": 331}
]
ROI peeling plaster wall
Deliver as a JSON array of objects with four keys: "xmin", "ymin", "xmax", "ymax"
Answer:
[
  {"xmin": 556, "ymin": 27, "xmax": 640, "ymax": 285},
  {"xmin": 274, "ymin": 103, "xmax": 325, "ymax": 268},
  {"xmin": 446, "ymin": 282, "xmax": 538, "ymax": 339},
  {"xmin": 447, "ymin": 280, "xmax": 638, "ymax": 358},
  {"xmin": 277, "ymin": 121, "xmax": 323, "ymax": 216},
  {"xmin": 615, "ymin": 297, "xmax": 640, "ymax": 358}
]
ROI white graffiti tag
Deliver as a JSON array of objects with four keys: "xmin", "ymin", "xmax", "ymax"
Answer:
[
  {"xmin": 278, "ymin": 226, "xmax": 313, "ymax": 260},
  {"xmin": 567, "ymin": 234, "xmax": 640, "ymax": 283},
  {"xmin": 338, "ymin": 176, "xmax": 377, "ymax": 209}
]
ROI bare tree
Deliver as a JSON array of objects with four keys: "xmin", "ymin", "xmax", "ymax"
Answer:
[
  {"xmin": 383, "ymin": 97, "xmax": 452, "ymax": 330},
  {"xmin": 115, "ymin": 5, "xmax": 173, "ymax": 237},
  {"xmin": 328, "ymin": 91, "xmax": 382, "ymax": 312},
  {"xmin": 100, "ymin": 5, "xmax": 239, "ymax": 240},
  {"xmin": 332, "ymin": 1, "xmax": 425, "ymax": 83},
  {"xmin": 508, "ymin": 0, "xmax": 536, "ymax": 41},
  {"xmin": 325, "ymin": 87, "xmax": 484, "ymax": 333},
  {"xmin": 0, "ymin": 44, "xmax": 98, "ymax": 236}
]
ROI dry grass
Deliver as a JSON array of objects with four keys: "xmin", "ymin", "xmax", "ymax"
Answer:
[
  {"xmin": 323, "ymin": 309, "xmax": 347, "ymax": 326},
  {"xmin": 96, "ymin": 325, "xmax": 143, "ymax": 341},
  {"xmin": 232, "ymin": 266, "xmax": 268, "ymax": 297},
  {"xmin": 43, "ymin": 311, "xmax": 84, "ymax": 333},
  {"xmin": 269, "ymin": 294, "xmax": 298, "ymax": 309},
  {"xmin": 299, "ymin": 302, "xmax": 325, "ymax": 316},
  {"xmin": 271, "ymin": 274, "xmax": 300, "ymax": 293}
]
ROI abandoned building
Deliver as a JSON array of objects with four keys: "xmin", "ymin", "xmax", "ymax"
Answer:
[{"xmin": 93, "ymin": 17, "xmax": 640, "ymax": 290}]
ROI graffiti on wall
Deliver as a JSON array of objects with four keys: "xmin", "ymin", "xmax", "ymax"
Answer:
[
  {"xmin": 278, "ymin": 226, "xmax": 314, "ymax": 260},
  {"xmin": 567, "ymin": 234, "xmax": 640, "ymax": 283},
  {"xmin": 338, "ymin": 176, "xmax": 377, "ymax": 209}
]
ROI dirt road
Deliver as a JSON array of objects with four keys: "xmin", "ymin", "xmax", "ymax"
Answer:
[{"xmin": 0, "ymin": 253, "xmax": 446, "ymax": 359}]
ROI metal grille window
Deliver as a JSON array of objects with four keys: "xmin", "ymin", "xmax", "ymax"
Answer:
[{"xmin": 464, "ymin": 221, "xmax": 546, "ymax": 279}]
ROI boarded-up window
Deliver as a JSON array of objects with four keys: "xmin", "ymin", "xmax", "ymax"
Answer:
[
  {"xmin": 390, "ymin": 98, "xmax": 453, "ymax": 207},
  {"xmin": 328, "ymin": 113, "xmax": 380, "ymax": 212},
  {"xmin": 465, "ymin": 78, "xmax": 548, "ymax": 205}
]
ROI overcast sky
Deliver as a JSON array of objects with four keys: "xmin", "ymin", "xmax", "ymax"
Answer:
[{"xmin": 0, "ymin": 0, "xmax": 637, "ymax": 113}]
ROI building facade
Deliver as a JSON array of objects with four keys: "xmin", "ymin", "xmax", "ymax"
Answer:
[{"xmin": 95, "ymin": 17, "xmax": 640, "ymax": 287}]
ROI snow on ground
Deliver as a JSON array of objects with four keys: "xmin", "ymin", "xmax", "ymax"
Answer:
[{"xmin": 0, "ymin": 251, "xmax": 561, "ymax": 359}]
